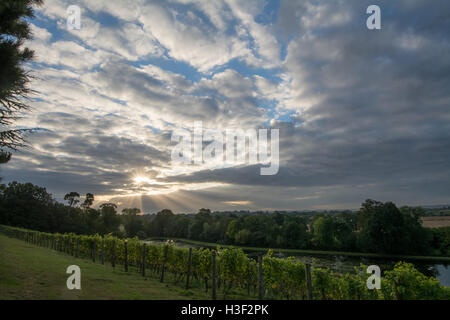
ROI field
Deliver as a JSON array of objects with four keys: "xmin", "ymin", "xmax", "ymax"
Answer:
[
  {"xmin": 421, "ymin": 216, "xmax": 450, "ymax": 228},
  {"xmin": 0, "ymin": 234, "xmax": 210, "ymax": 300}
]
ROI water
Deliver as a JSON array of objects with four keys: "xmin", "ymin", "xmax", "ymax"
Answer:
[
  {"xmin": 145, "ymin": 240, "xmax": 450, "ymax": 287},
  {"xmin": 281, "ymin": 253, "xmax": 450, "ymax": 287},
  {"xmin": 435, "ymin": 265, "xmax": 450, "ymax": 287}
]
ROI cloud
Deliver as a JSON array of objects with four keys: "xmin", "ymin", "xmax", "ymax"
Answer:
[
  {"xmin": 137, "ymin": 1, "xmax": 249, "ymax": 72},
  {"xmin": 3, "ymin": 0, "xmax": 450, "ymax": 212}
]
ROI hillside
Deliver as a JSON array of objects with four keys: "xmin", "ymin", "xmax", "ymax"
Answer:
[{"xmin": 0, "ymin": 234, "xmax": 209, "ymax": 300}]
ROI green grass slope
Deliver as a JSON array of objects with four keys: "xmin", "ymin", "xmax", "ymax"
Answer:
[{"xmin": 0, "ymin": 234, "xmax": 209, "ymax": 300}]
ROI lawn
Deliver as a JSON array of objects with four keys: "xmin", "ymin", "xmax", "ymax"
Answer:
[{"xmin": 0, "ymin": 234, "xmax": 211, "ymax": 300}]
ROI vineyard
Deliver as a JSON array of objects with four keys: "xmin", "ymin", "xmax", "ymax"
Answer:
[{"xmin": 1, "ymin": 224, "xmax": 449, "ymax": 300}]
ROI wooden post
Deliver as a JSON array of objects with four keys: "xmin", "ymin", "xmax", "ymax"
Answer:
[
  {"xmin": 160, "ymin": 245, "xmax": 168, "ymax": 283},
  {"xmin": 139, "ymin": 248, "xmax": 143, "ymax": 274},
  {"xmin": 124, "ymin": 240, "xmax": 128, "ymax": 272},
  {"xmin": 92, "ymin": 241, "xmax": 96, "ymax": 263},
  {"xmin": 258, "ymin": 255, "xmax": 264, "ymax": 300},
  {"xmin": 306, "ymin": 263, "xmax": 313, "ymax": 300},
  {"xmin": 142, "ymin": 243, "xmax": 146, "ymax": 277},
  {"xmin": 247, "ymin": 260, "xmax": 251, "ymax": 296},
  {"xmin": 392, "ymin": 279, "xmax": 400, "ymax": 300},
  {"xmin": 212, "ymin": 251, "xmax": 217, "ymax": 300},
  {"xmin": 186, "ymin": 248, "xmax": 192, "ymax": 290},
  {"xmin": 112, "ymin": 240, "xmax": 116, "ymax": 268},
  {"xmin": 101, "ymin": 238, "xmax": 104, "ymax": 264}
]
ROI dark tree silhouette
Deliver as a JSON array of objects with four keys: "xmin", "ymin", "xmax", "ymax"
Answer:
[
  {"xmin": 0, "ymin": 151, "xmax": 11, "ymax": 183},
  {"xmin": 122, "ymin": 208, "xmax": 143, "ymax": 238},
  {"xmin": 64, "ymin": 192, "xmax": 80, "ymax": 207},
  {"xmin": 81, "ymin": 193, "xmax": 94, "ymax": 210},
  {"xmin": 100, "ymin": 203, "xmax": 117, "ymax": 209},
  {"xmin": 99, "ymin": 203, "xmax": 120, "ymax": 235},
  {"xmin": 0, "ymin": 0, "xmax": 43, "ymax": 156}
]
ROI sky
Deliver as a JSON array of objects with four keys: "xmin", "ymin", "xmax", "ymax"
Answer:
[{"xmin": 1, "ymin": 0, "xmax": 450, "ymax": 213}]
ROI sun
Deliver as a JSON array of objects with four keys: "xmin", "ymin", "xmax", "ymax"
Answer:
[{"xmin": 132, "ymin": 176, "xmax": 153, "ymax": 185}]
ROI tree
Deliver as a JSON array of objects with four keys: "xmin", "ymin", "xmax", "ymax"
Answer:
[
  {"xmin": 235, "ymin": 229, "xmax": 251, "ymax": 245},
  {"xmin": 99, "ymin": 203, "xmax": 118, "ymax": 210},
  {"xmin": 0, "ymin": 0, "xmax": 43, "ymax": 152},
  {"xmin": 0, "ymin": 151, "xmax": 11, "ymax": 183},
  {"xmin": 271, "ymin": 211, "xmax": 284, "ymax": 226},
  {"xmin": 122, "ymin": 207, "xmax": 143, "ymax": 238},
  {"xmin": 226, "ymin": 219, "xmax": 239, "ymax": 242},
  {"xmin": 151, "ymin": 209, "xmax": 174, "ymax": 237},
  {"xmin": 122, "ymin": 208, "xmax": 141, "ymax": 215},
  {"xmin": 64, "ymin": 192, "xmax": 80, "ymax": 207},
  {"xmin": 280, "ymin": 217, "xmax": 309, "ymax": 249},
  {"xmin": 99, "ymin": 203, "xmax": 120, "ymax": 235},
  {"xmin": 197, "ymin": 208, "xmax": 212, "ymax": 220},
  {"xmin": 311, "ymin": 216, "xmax": 336, "ymax": 249},
  {"xmin": 358, "ymin": 200, "xmax": 419, "ymax": 254},
  {"xmin": 0, "ymin": 152, "xmax": 11, "ymax": 163},
  {"xmin": 188, "ymin": 208, "xmax": 212, "ymax": 240},
  {"xmin": 80, "ymin": 193, "xmax": 94, "ymax": 210},
  {"xmin": 357, "ymin": 199, "xmax": 382, "ymax": 230},
  {"xmin": 400, "ymin": 206, "xmax": 432, "ymax": 255},
  {"xmin": 167, "ymin": 215, "xmax": 190, "ymax": 238},
  {"xmin": 0, "ymin": 181, "xmax": 54, "ymax": 230}
]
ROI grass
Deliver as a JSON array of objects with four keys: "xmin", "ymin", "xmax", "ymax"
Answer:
[
  {"xmin": 0, "ymin": 234, "xmax": 215, "ymax": 300},
  {"xmin": 148, "ymin": 237, "xmax": 450, "ymax": 262}
]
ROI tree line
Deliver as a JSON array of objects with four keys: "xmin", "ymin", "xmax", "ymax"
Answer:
[{"xmin": 0, "ymin": 181, "xmax": 449, "ymax": 257}]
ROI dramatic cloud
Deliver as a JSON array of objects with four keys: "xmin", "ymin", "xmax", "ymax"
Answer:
[{"xmin": 2, "ymin": 0, "xmax": 450, "ymax": 212}]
